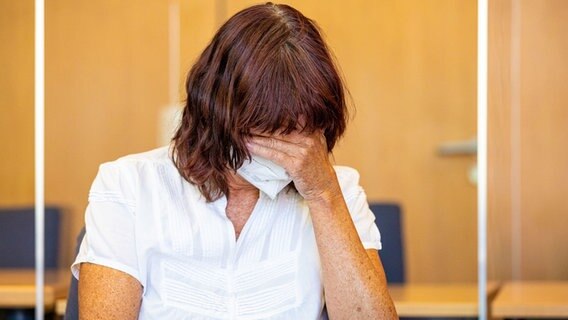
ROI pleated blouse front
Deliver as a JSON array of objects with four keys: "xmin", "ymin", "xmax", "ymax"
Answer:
[{"xmin": 71, "ymin": 146, "xmax": 382, "ymax": 320}]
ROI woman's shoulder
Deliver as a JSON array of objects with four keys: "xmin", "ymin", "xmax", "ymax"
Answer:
[
  {"xmin": 97, "ymin": 145, "xmax": 172, "ymax": 172},
  {"xmin": 91, "ymin": 145, "xmax": 174, "ymax": 195},
  {"xmin": 333, "ymin": 165, "xmax": 360, "ymax": 179},
  {"xmin": 113, "ymin": 144, "xmax": 172, "ymax": 164},
  {"xmin": 333, "ymin": 165, "xmax": 364, "ymax": 198}
]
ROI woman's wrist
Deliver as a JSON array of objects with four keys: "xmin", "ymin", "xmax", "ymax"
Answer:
[{"xmin": 304, "ymin": 180, "xmax": 344, "ymax": 209}]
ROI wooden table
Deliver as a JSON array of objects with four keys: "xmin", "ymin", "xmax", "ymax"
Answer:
[
  {"xmin": 492, "ymin": 281, "xmax": 568, "ymax": 318},
  {"xmin": 0, "ymin": 269, "xmax": 70, "ymax": 310},
  {"xmin": 55, "ymin": 298, "xmax": 67, "ymax": 317},
  {"xmin": 53, "ymin": 281, "xmax": 500, "ymax": 317},
  {"xmin": 389, "ymin": 282, "xmax": 500, "ymax": 317}
]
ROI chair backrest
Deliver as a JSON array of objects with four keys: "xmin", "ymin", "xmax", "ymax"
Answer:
[
  {"xmin": 369, "ymin": 203, "xmax": 405, "ymax": 284},
  {"xmin": 0, "ymin": 207, "xmax": 61, "ymax": 269},
  {"xmin": 65, "ymin": 227, "xmax": 85, "ymax": 320}
]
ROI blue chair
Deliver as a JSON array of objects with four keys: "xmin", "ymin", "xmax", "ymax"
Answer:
[
  {"xmin": 370, "ymin": 204, "xmax": 470, "ymax": 320},
  {"xmin": 0, "ymin": 207, "xmax": 61, "ymax": 269},
  {"xmin": 369, "ymin": 203, "xmax": 405, "ymax": 284},
  {"xmin": 0, "ymin": 206, "xmax": 61, "ymax": 320},
  {"xmin": 64, "ymin": 227, "xmax": 85, "ymax": 320}
]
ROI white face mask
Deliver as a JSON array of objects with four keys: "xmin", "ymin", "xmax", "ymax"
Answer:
[{"xmin": 237, "ymin": 155, "xmax": 292, "ymax": 199}]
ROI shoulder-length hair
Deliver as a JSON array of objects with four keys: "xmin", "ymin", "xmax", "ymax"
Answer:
[{"xmin": 171, "ymin": 2, "xmax": 349, "ymax": 202}]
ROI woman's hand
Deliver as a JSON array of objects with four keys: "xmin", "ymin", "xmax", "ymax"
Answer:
[
  {"xmin": 248, "ymin": 131, "xmax": 398, "ymax": 319},
  {"xmin": 246, "ymin": 131, "xmax": 340, "ymax": 202}
]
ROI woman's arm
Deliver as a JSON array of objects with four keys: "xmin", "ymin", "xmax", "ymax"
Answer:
[
  {"xmin": 247, "ymin": 132, "xmax": 398, "ymax": 319},
  {"xmin": 307, "ymin": 188, "xmax": 398, "ymax": 318},
  {"xmin": 79, "ymin": 263, "xmax": 142, "ymax": 320}
]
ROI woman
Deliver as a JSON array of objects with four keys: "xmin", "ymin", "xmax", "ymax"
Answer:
[{"xmin": 73, "ymin": 3, "xmax": 397, "ymax": 319}]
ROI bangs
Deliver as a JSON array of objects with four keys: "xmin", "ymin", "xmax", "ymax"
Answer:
[{"xmin": 234, "ymin": 43, "xmax": 345, "ymax": 140}]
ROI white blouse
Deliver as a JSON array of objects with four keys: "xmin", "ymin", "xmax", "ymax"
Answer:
[{"xmin": 71, "ymin": 145, "xmax": 382, "ymax": 320}]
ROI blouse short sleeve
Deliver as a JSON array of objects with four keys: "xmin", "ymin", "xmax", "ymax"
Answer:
[
  {"xmin": 335, "ymin": 166, "xmax": 382, "ymax": 250},
  {"xmin": 71, "ymin": 161, "xmax": 143, "ymax": 286}
]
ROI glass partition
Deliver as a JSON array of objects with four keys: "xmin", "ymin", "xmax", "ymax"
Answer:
[
  {"xmin": 0, "ymin": 0, "xmax": 37, "ymax": 319},
  {"xmin": 37, "ymin": 0, "xmax": 487, "ymax": 318},
  {"xmin": 45, "ymin": 0, "xmax": 174, "ymax": 271},
  {"xmin": 43, "ymin": 1, "xmax": 177, "ymax": 318},
  {"xmin": 488, "ymin": 0, "xmax": 568, "ymax": 318}
]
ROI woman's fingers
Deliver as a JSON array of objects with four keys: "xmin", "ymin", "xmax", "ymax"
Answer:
[
  {"xmin": 246, "ymin": 140, "xmax": 290, "ymax": 166},
  {"xmin": 246, "ymin": 130, "xmax": 335, "ymax": 200},
  {"xmin": 247, "ymin": 134, "xmax": 313, "ymax": 177},
  {"xmin": 250, "ymin": 130, "xmax": 325, "ymax": 149},
  {"xmin": 248, "ymin": 136, "xmax": 298, "ymax": 157}
]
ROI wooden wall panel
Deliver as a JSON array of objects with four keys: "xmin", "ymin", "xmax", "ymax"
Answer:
[
  {"xmin": 45, "ymin": 0, "xmax": 170, "ymax": 266},
  {"xmin": 0, "ymin": 0, "xmax": 34, "ymax": 206},
  {"xmin": 488, "ymin": 0, "xmax": 514, "ymax": 281},
  {"xmin": 180, "ymin": 0, "xmax": 218, "ymax": 78},
  {"xmin": 488, "ymin": 0, "xmax": 568, "ymax": 280},
  {"xmin": 519, "ymin": 0, "xmax": 568, "ymax": 279}
]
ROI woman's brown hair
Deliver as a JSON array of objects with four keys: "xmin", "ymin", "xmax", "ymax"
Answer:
[{"xmin": 171, "ymin": 2, "xmax": 348, "ymax": 202}]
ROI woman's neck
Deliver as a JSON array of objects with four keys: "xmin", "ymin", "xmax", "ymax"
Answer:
[
  {"xmin": 225, "ymin": 171, "xmax": 259, "ymax": 240},
  {"xmin": 226, "ymin": 171, "xmax": 259, "ymax": 199}
]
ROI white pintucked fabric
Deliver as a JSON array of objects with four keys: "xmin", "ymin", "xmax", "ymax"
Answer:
[{"xmin": 71, "ymin": 146, "xmax": 382, "ymax": 320}]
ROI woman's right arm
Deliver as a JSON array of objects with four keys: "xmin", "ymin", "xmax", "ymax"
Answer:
[{"xmin": 79, "ymin": 263, "xmax": 142, "ymax": 320}]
